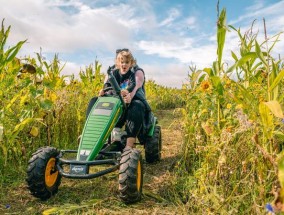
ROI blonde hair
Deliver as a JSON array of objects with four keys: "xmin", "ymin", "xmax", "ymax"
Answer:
[{"xmin": 115, "ymin": 50, "xmax": 136, "ymax": 68}]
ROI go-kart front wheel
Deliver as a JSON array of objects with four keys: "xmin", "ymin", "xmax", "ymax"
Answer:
[
  {"xmin": 26, "ymin": 146, "xmax": 62, "ymax": 200},
  {"xmin": 119, "ymin": 149, "xmax": 143, "ymax": 203}
]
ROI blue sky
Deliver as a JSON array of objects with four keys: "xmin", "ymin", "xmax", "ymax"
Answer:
[{"xmin": 1, "ymin": 0, "xmax": 284, "ymax": 87}]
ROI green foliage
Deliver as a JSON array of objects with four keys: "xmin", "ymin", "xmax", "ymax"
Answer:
[
  {"xmin": 171, "ymin": 8, "xmax": 284, "ymax": 214},
  {"xmin": 0, "ymin": 21, "xmax": 105, "ymax": 171},
  {"xmin": 145, "ymin": 79, "xmax": 186, "ymax": 110},
  {"xmin": 0, "ymin": 19, "xmax": 26, "ymax": 72}
]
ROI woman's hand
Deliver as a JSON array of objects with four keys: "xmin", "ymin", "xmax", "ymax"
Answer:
[
  {"xmin": 98, "ymin": 89, "xmax": 105, "ymax": 96},
  {"xmin": 121, "ymin": 89, "xmax": 129, "ymax": 97},
  {"xmin": 121, "ymin": 90, "xmax": 131, "ymax": 103},
  {"xmin": 123, "ymin": 92, "xmax": 132, "ymax": 104}
]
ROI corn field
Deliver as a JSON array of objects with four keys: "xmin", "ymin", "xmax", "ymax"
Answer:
[
  {"xmin": 1, "ymin": 7, "xmax": 284, "ymax": 214},
  {"xmin": 168, "ymin": 9, "xmax": 284, "ymax": 214}
]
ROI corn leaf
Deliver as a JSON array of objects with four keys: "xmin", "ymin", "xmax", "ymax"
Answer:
[
  {"xmin": 274, "ymin": 131, "xmax": 284, "ymax": 141},
  {"xmin": 3, "ymin": 40, "xmax": 26, "ymax": 68},
  {"xmin": 269, "ymin": 32, "xmax": 282, "ymax": 53},
  {"xmin": 231, "ymin": 51, "xmax": 238, "ymax": 61},
  {"xmin": 269, "ymin": 69, "xmax": 284, "ymax": 91},
  {"xmin": 237, "ymin": 52, "xmax": 257, "ymax": 66},
  {"xmin": 40, "ymin": 99, "xmax": 53, "ymax": 110},
  {"xmin": 217, "ymin": 8, "xmax": 227, "ymax": 70},
  {"xmin": 0, "ymin": 124, "xmax": 3, "ymax": 141},
  {"xmin": 264, "ymin": 100, "xmax": 284, "ymax": 118},
  {"xmin": 259, "ymin": 102, "xmax": 274, "ymax": 139},
  {"xmin": 13, "ymin": 118, "xmax": 34, "ymax": 132},
  {"xmin": 255, "ymin": 41, "xmax": 268, "ymax": 67},
  {"xmin": 0, "ymin": 21, "xmax": 11, "ymax": 51},
  {"xmin": 211, "ymin": 76, "xmax": 224, "ymax": 96},
  {"xmin": 203, "ymin": 67, "xmax": 214, "ymax": 76},
  {"xmin": 5, "ymin": 91, "xmax": 22, "ymax": 110},
  {"xmin": 278, "ymin": 154, "xmax": 284, "ymax": 189},
  {"xmin": 226, "ymin": 52, "xmax": 257, "ymax": 74}
]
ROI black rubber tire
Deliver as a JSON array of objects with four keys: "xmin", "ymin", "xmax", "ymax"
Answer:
[
  {"xmin": 145, "ymin": 126, "xmax": 162, "ymax": 163},
  {"xmin": 26, "ymin": 146, "xmax": 62, "ymax": 200},
  {"xmin": 119, "ymin": 149, "xmax": 143, "ymax": 204}
]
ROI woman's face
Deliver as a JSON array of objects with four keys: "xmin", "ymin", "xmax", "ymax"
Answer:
[{"xmin": 117, "ymin": 57, "xmax": 131, "ymax": 74}]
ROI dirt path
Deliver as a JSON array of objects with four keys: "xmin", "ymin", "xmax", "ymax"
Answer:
[{"xmin": 1, "ymin": 109, "xmax": 184, "ymax": 215}]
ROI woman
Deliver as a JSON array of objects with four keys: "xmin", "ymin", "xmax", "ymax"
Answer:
[{"xmin": 86, "ymin": 49, "xmax": 150, "ymax": 150}]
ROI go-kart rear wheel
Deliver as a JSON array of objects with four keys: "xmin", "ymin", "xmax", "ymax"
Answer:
[
  {"xmin": 26, "ymin": 146, "xmax": 62, "ymax": 200},
  {"xmin": 145, "ymin": 125, "xmax": 162, "ymax": 163},
  {"xmin": 119, "ymin": 149, "xmax": 143, "ymax": 203}
]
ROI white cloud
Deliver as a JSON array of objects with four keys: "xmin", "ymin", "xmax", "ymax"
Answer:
[
  {"xmin": 62, "ymin": 61, "xmax": 83, "ymax": 77},
  {"xmin": 143, "ymin": 63, "xmax": 189, "ymax": 88},
  {"xmin": 137, "ymin": 39, "xmax": 216, "ymax": 68},
  {"xmin": 159, "ymin": 8, "xmax": 180, "ymax": 27},
  {"xmin": 1, "ymin": 0, "xmax": 144, "ymax": 53},
  {"xmin": 185, "ymin": 16, "xmax": 197, "ymax": 30},
  {"xmin": 245, "ymin": 1, "xmax": 265, "ymax": 12},
  {"xmin": 230, "ymin": 1, "xmax": 284, "ymax": 31}
]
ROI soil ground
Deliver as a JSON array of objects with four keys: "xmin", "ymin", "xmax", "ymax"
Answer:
[{"xmin": 0, "ymin": 109, "xmax": 185, "ymax": 215}]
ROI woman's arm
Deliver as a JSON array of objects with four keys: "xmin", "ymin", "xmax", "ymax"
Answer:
[{"xmin": 130, "ymin": 70, "xmax": 144, "ymax": 99}]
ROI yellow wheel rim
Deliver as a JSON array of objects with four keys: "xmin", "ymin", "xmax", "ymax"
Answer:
[
  {"xmin": 137, "ymin": 160, "xmax": 142, "ymax": 191},
  {"xmin": 45, "ymin": 158, "xmax": 58, "ymax": 187}
]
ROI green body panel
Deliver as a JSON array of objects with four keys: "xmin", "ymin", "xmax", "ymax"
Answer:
[
  {"xmin": 147, "ymin": 117, "xmax": 157, "ymax": 137},
  {"xmin": 77, "ymin": 97, "xmax": 123, "ymax": 161}
]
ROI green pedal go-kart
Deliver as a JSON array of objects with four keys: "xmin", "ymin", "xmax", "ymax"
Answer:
[{"xmin": 26, "ymin": 68, "xmax": 162, "ymax": 203}]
